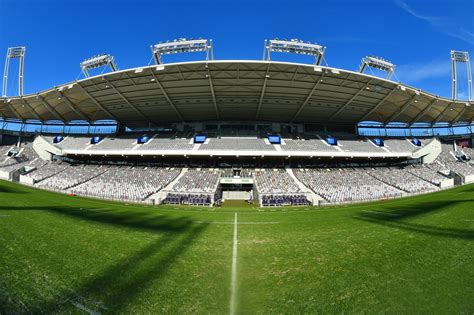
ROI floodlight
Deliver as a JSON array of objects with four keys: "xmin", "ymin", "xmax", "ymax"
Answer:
[
  {"xmin": 151, "ymin": 38, "xmax": 214, "ymax": 64},
  {"xmin": 451, "ymin": 50, "xmax": 472, "ymax": 100},
  {"xmin": 358, "ymin": 55, "xmax": 396, "ymax": 79},
  {"xmin": 80, "ymin": 54, "xmax": 118, "ymax": 77},
  {"xmin": 2, "ymin": 46, "xmax": 26, "ymax": 97},
  {"xmin": 263, "ymin": 38, "xmax": 326, "ymax": 65}
]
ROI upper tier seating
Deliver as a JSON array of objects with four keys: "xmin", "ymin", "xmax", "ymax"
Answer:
[
  {"xmin": 281, "ymin": 139, "xmax": 337, "ymax": 152},
  {"xmin": 139, "ymin": 138, "xmax": 194, "ymax": 151},
  {"xmin": 384, "ymin": 139, "xmax": 418, "ymax": 153},
  {"xmin": 88, "ymin": 136, "xmax": 138, "ymax": 151},
  {"xmin": 200, "ymin": 138, "xmax": 275, "ymax": 151},
  {"xmin": 338, "ymin": 138, "xmax": 385, "ymax": 153},
  {"xmin": 54, "ymin": 136, "xmax": 91, "ymax": 150}
]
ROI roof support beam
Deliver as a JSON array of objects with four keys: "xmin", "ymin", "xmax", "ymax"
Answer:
[
  {"xmin": 149, "ymin": 70, "xmax": 185, "ymax": 122},
  {"xmin": 409, "ymin": 98, "xmax": 438, "ymax": 125},
  {"xmin": 20, "ymin": 97, "xmax": 43, "ymax": 122},
  {"xmin": 327, "ymin": 79, "xmax": 373, "ymax": 121},
  {"xmin": 5, "ymin": 100, "xmax": 24, "ymax": 121},
  {"xmin": 36, "ymin": 94, "xmax": 67, "ymax": 122},
  {"xmin": 255, "ymin": 63, "xmax": 271, "ymax": 119},
  {"xmin": 290, "ymin": 66, "xmax": 299, "ymax": 83},
  {"xmin": 205, "ymin": 64, "xmax": 220, "ymax": 120},
  {"xmin": 123, "ymin": 72, "xmax": 137, "ymax": 86},
  {"xmin": 336, "ymin": 72, "xmax": 352, "ymax": 88},
  {"xmin": 384, "ymin": 93, "xmax": 418, "ymax": 124},
  {"xmin": 432, "ymin": 102, "xmax": 454, "ymax": 125},
  {"xmin": 450, "ymin": 105, "xmax": 468, "ymax": 125},
  {"xmin": 104, "ymin": 78, "xmax": 154, "ymax": 125},
  {"xmin": 57, "ymin": 91, "xmax": 91, "ymax": 122},
  {"xmin": 290, "ymin": 71, "xmax": 326, "ymax": 123},
  {"xmin": 358, "ymin": 85, "xmax": 398, "ymax": 122},
  {"xmin": 76, "ymin": 81, "xmax": 121, "ymax": 122}
]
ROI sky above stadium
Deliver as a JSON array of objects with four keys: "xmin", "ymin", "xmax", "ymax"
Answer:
[{"xmin": 0, "ymin": 0, "xmax": 473, "ymax": 99}]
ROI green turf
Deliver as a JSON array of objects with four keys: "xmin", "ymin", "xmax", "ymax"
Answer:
[
  {"xmin": 0, "ymin": 180, "xmax": 473, "ymax": 314},
  {"xmin": 220, "ymin": 200, "xmax": 259, "ymax": 209}
]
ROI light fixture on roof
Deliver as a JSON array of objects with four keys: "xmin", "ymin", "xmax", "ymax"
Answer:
[
  {"xmin": 2, "ymin": 46, "xmax": 26, "ymax": 97},
  {"xmin": 358, "ymin": 55, "xmax": 396, "ymax": 79},
  {"xmin": 451, "ymin": 50, "xmax": 472, "ymax": 100},
  {"xmin": 80, "ymin": 54, "xmax": 118, "ymax": 78},
  {"xmin": 263, "ymin": 38, "xmax": 326, "ymax": 65},
  {"xmin": 150, "ymin": 38, "xmax": 214, "ymax": 65}
]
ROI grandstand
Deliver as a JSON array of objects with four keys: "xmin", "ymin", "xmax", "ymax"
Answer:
[{"xmin": 0, "ymin": 131, "xmax": 470, "ymax": 206}]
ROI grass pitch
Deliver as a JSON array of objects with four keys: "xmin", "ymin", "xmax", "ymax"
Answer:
[{"xmin": 0, "ymin": 180, "xmax": 473, "ymax": 314}]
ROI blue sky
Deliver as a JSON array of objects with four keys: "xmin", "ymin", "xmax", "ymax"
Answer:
[{"xmin": 1, "ymin": 0, "xmax": 473, "ymax": 99}]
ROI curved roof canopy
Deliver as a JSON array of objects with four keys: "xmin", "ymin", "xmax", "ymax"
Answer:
[{"xmin": 1, "ymin": 60, "xmax": 473, "ymax": 127}]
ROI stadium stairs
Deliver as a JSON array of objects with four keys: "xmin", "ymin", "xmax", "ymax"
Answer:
[
  {"xmin": 148, "ymin": 168, "xmax": 188, "ymax": 204},
  {"xmin": 285, "ymin": 168, "xmax": 324, "ymax": 205}
]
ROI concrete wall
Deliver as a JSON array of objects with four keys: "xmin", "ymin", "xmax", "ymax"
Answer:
[
  {"xmin": 19, "ymin": 175, "xmax": 34, "ymax": 185},
  {"xmin": 412, "ymin": 138, "xmax": 442, "ymax": 164},
  {"xmin": 0, "ymin": 170, "xmax": 10, "ymax": 180},
  {"xmin": 439, "ymin": 178, "xmax": 454, "ymax": 188},
  {"xmin": 464, "ymin": 174, "xmax": 474, "ymax": 184},
  {"xmin": 33, "ymin": 136, "xmax": 63, "ymax": 161}
]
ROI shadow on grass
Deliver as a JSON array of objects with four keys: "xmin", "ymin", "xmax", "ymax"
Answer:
[
  {"xmin": 0, "ymin": 204, "xmax": 209, "ymax": 313},
  {"xmin": 0, "ymin": 206, "xmax": 193, "ymax": 233},
  {"xmin": 355, "ymin": 199, "xmax": 474, "ymax": 240},
  {"xmin": 0, "ymin": 186, "xmax": 28, "ymax": 194},
  {"xmin": 38, "ymin": 223, "xmax": 208, "ymax": 313}
]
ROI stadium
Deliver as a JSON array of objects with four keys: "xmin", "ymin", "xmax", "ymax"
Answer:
[
  {"xmin": 1, "ymin": 40, "xmax": 473, "ymax": 207},
  {"xmin": 1, "ymin": 3, "xmax": 474, "ymax": 313}
]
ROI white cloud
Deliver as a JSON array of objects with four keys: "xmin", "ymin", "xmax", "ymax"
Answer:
[
  {"xmin": 394, "ymin": 0, "xmax": 474, "ymax": 45},
  {"xmin": 397, "ymin": 59, "xmax": 451, "ymax": 83}
]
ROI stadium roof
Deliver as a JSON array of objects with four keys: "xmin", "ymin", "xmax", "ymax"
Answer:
[{"xmin": 1, "ymin": 60, "xmax": 473, "ymax": 127}]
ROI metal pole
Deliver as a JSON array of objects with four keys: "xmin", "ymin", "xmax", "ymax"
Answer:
[
  {"xmin": 2, "ymin": 52, "xmax": 10, "ymax": 97},
  {"xmin": 467, "ymin": 56, "xmax": 473, "ymax": 100},
  {"xmin": 451, "ymin": 51, "xmax": 457, "ymax": 99},
  {"xmin": 18, "ymin": 48, "xmax": 25, "ymax": 96}
]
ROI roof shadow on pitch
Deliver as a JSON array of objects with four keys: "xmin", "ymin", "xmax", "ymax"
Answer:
[
  {"xmin": 36, "ymin": 222, "xmax": 208, "ymax": 313},
  {"xmin": 354, "ymin": 199, "xmax": 474, "ymax": 240},
  {"xmin": 0, "ymin": 205, "xmax": 192, "ymax": 233},
  {"xmin": 0, "ymin": 186, "xmax": 28, "ymax": 194},
  {"xmin": 0, "ymin": 204, "xmax": 209, "ymax": 313}
]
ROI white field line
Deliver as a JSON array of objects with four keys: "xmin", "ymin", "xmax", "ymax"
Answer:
[
  {"xmin": 0, "ymin": 215, "xmax": 12, "ymax": 217},
  {"xmin": 230, "ymin": 212, "xmax": 238, "ymax": 315},
  {"xmin": 193, "ymin": 220, "xmax": 279, "ymax": 225},
  {"xmin": 70, "ymin": 301, "xmax": 99, "ymax": 315}
]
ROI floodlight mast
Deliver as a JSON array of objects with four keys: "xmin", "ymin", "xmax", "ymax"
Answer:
[
  {"xmin": 263, "ymin": 39, "xmax": 326, "ymax": 65},
  {"xmin": 451, "ymin": 50, "xmax": 472, "ymax": 100},
  {"xmin": 2, "ymin": 46, "xmax": 26, "ymax": 97},
  {"xmin": 358, "ymin": 56, "xmax": 396, "ymax": 79},
  {"xmin": 80, "ymin": 54, "xmax": 118, "ymax": 78},
  {"xmin": 151, "ymin": 38, "xmax": 214, "ymax": 65}
]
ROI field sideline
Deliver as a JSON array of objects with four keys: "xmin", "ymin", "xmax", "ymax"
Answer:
[{"xmin": 0, "ymin": 180, "xmax": 473, "ymax": 313}]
